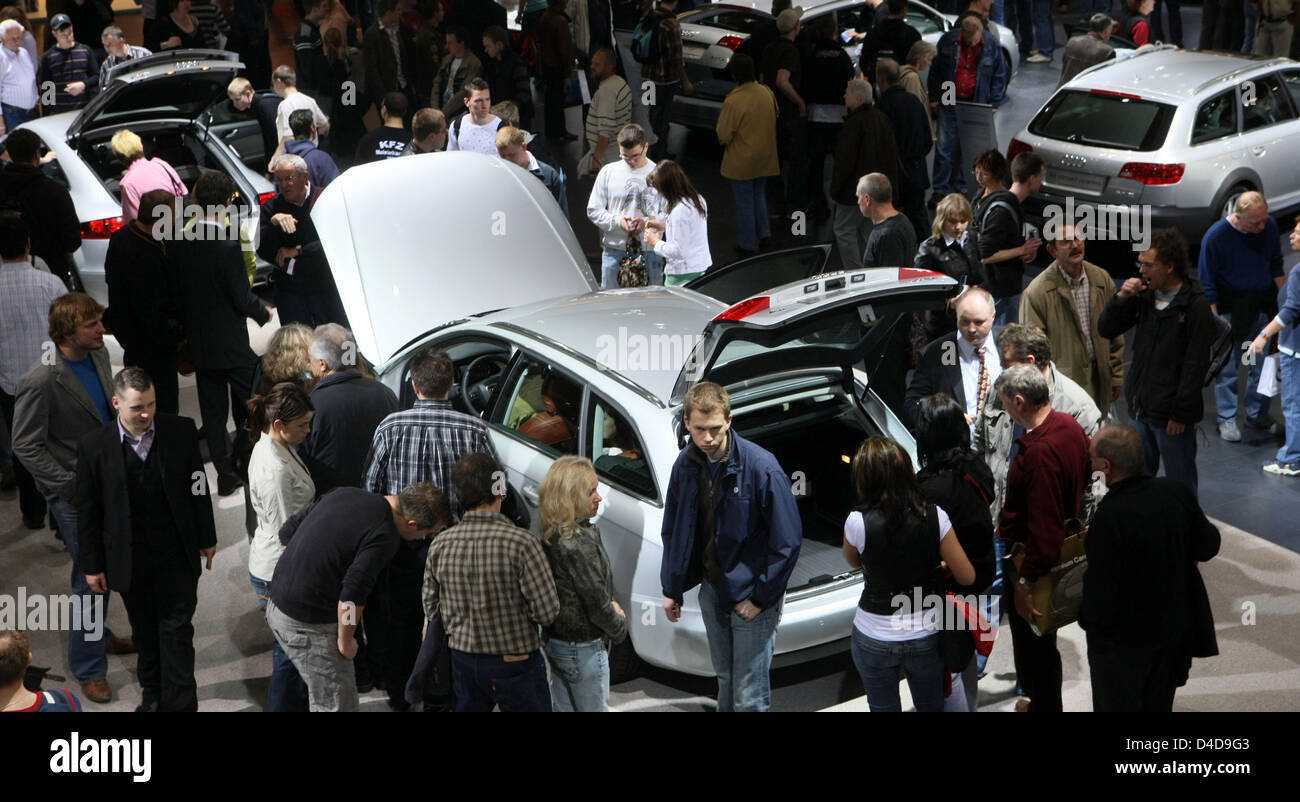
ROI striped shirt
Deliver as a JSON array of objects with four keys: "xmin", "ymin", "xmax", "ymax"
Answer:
[
  {"xmin": 0, "ymin": 261, "xmax": 68, "ymax": 395},
  {"xmin": 190, "ymin": 0, "xmax": 229, "ymax": 45},
  {"xmin": 1057, "ymin": 264, "xmax": 1095, "ymax": 361},
  {"xmin": 584, "ymin": 74, "xmax": 632, "ymax": 155},
  {"xmin": 422, "ymin": 509, "xmax": 559, "ymax": 655},
  {"xmin": 362, "ymin": 399, "xmax": 500, "ymax": 496},
  {"xmin": 99, "ymin": 45, "xmax": 153, "ymax": 89},
  {"xmin": 38, "ymin": 43, "xmax": 98, "ymax": 113}
]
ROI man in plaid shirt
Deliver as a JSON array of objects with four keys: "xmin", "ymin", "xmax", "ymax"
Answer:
[
  {"xmin": 361, "ymin": 345, "xmax": 499, "ymax": 710},
  {"xmin": 423, "ymin": 452, "xmax": 559, "ymax": 711},
  {"xmin": 640, "ymin": 0, "xmax": 692, "ymax": 160}
]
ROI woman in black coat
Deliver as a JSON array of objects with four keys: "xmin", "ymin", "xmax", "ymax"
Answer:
[
  {"xmin": 915, "ymin": 192, "xmax": 983, "ymax": 339},
  {"xmin": 914, "ymin": 392, "xmax": 996, "ymax": 713}
]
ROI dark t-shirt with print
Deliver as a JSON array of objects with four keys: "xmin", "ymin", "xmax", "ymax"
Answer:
[
  {"xmin": 353, "ymin": 127, "xmax": 414, "ymax": 166},
  {"xmin": 762, "ymin": 37, "xmax": 803, "ymax": 118}
]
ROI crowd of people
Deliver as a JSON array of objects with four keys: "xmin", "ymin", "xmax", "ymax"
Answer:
[{"xmin": 0, "ymin": 0, "xmax": 1296, "ymax": 714}]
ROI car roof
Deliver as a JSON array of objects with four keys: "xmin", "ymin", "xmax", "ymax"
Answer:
[
  {"xmin": 1070, "ymin": 48, "xmax": 1292, "ymax": 103},
  {"xmin": 484, "ymin": 286, "xmax": 726, "ymax": 405}
]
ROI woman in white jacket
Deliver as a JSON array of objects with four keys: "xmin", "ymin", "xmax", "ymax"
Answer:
[
  {"xmin": 644, "ymin": 160, "xmax": 712, "ymax": 286},
  {"xmin": 246, "ymin": 382, "xmax": 315, "ymax": 711}
]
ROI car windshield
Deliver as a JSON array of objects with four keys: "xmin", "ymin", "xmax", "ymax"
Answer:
[
  {"xmin": 1028, "ymin": 90, "xmax": 1176, "ymax": 151},
  {"xmin": 684, "ymin": 8, "xmax": 768, "ymax": 32}
]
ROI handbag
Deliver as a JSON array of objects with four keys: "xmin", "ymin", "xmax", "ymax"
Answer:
[
  {"xmin": 1004, "ymin": 518, "xmax": 1088, "ymax": 636},
  {"xmin": 617, "ymin": 230, "xmax": 649, "ymax": 288}
]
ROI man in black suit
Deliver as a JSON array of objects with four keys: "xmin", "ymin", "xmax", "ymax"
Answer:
[
  {"xmin": 364, "ymin": 0, "xmax": 414, "ymax": 117},
  {"xmin": 171, "ymin": 171, "xmax": 272, "ymax": 497},
  {"xmin": 1081, "ymin": 424, "xmax": 1220, "ymax": 712},
  {"xmin": 905, "ymin": 286, "xmax": 1001, "ymax": 428},
  {"xmin": 77, "ymin": 367, "xmax": 218, "ymax": 712}
]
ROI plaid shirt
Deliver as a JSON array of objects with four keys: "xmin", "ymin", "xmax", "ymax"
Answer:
[
  {"xmin": 422, "ymin": 510, "xmax": 559, "ymax": 654},
  {"xmin": 1057, "ymin": 264, "xmax": 1095, "ymax": 361},
  {"xmin": 362, "ymin": 399, "xmax": 500, "ymax": 496},
  {"xmin": 0, "ymin": 261, "xmax": 69, "ymax": 396},
  {"xmin": 641, "ymin": 9, "xmax": 683, "ymax": 85}
]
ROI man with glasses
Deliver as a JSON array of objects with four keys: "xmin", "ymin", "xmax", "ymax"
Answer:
[
  {"xmin": 585, "ymin": 123, "xmax": 666, "ymax": 287},
  {"xmin": 1098, "ymin": 228, "xmax": 1214, "ymax": 493}
]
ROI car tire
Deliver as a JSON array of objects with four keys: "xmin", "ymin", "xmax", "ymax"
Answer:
[
  {"xmin": 1219, "ymin": 183, "xmax": 1254, "ymax": 218},
  {"xmin": 609, "ymin": 634, "xmax": 641, "ymax": 684}
]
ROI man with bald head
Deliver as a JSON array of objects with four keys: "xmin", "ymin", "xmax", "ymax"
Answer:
[
  {"xmin": 1019, "ymin": 223, "xmax": 1123, "ymax": 418},
  {"xmin": 1081, "ymin": 424, "xmax": 1219, "ymax": 711},
  {"xmin": 1198, "ymin": 191, "xmax": 1286, "ymax": 442},
  {"xmin": 906, "ymin": 286, "xmax": 1002, "ymax": 429}
]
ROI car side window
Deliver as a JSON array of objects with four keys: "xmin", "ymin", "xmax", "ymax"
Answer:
[
  {"xmin": 398, "ymin": 337, "xmax": 513, "ymax": 416},
  {"xmin": 1191, "ymin": 90, "xmax": 1237, "ymax": 144},
  {"xmin": 494, "ymin": 354, "xmax": 582, "ymax": 457},
  {"xmin": 1283, "ymin": 70, "xmax": 1300, "ymax": 114},
  {"xmin": 1241, "ymin": 74, "xmax": 1292, "ymax": 132},
  {"xmin": 588, "ymin": 397, "xmax": 655, "ymax": 500},
  {"xmin": 836, "ymin": 7, "xmax": 869, "ymax": 37},
  {"xmin": 905, "ymin": 9, "xmax": 944, "ymax": 36}
]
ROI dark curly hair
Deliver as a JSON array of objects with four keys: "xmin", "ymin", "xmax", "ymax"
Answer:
[{"xmin": 1148, "ymin": 228, "xmax": 1190, "ymax": 280}]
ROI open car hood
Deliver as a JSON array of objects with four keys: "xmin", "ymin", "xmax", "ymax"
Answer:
[
  {"xmin": 68, "ymin": 50, "xmax": 243, "ymax": 139},
  {"xmin": 312, "ymin": 151, "xmax": 599, "ymax": 366}
]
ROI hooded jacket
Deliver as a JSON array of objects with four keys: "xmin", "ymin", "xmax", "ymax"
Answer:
[{"xmin": 284, "ymin": 138, "xmax": 340, "ymax": 188}]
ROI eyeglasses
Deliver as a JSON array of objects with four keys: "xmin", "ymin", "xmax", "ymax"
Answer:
[
  {"xmin": 620, "ymin": 148, "xmax": 647, "ymax": 162},
  {"xmin": 1135, "ymin": 259, "xmax": 1157, "ymax": 269}
]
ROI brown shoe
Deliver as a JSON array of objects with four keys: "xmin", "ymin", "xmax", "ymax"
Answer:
[
  {"xmin": 106, "ymin": 637, "xmax": 136, "ymax": 655},
  {"xmin": 81, "ymin": 679, "xmax": 112, "ymax": 703}
]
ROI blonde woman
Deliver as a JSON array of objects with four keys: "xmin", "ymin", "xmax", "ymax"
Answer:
[
  {"xmin": 111, "ymin": 130, "xmax": 187, "ymax": 223},
  {"xmin": 539, "ymin": 456, "xmax": 627, "ymax": 711},
  {"xmin": 915, "ymin": 193, "xmax": 984, "ymax": 338}
]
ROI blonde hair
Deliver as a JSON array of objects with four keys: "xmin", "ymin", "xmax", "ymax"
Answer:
[
  {"xmin": 263, "ymin": 324, "xmax": 314, "ymax": 384},
  {"xmin": 110, "ymin": 129, "xmax": 144, "ymax": 162},
  {"xmin": 683, "ymin": 381, "xmax": 730, "ymax": 420},
  {"xmin": 1235, "ymin": 191, "xmax": 1266, "ymax": 215},
  {"xmin": 539, "ymin": 456, "xmax": 596, "ymax": 544},
  {"xmin": 495, "ymin": 125, "xmax": 526, "ymax": 151},
  {"xmin": 227, "ymin": 76, "xmax": 253, "ymax": 97},
  {"xmin": 932, "ymin": 192, "xmax": 972, "ymax": 238}
]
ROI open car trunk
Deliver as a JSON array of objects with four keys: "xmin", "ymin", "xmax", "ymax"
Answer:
[
  {"xmin": 731, "ymin": 392, "xmax": 870, "ymax": 594},
  {"xmin": 78, "ymin": 124, "xmax": 224, "ymax": 203}
]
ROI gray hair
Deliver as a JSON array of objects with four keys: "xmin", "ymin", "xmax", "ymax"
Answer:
[
  {"xmin": 995, "ymin": 363, "xmax": 1050, "ymax": 409},
  {"xmin": 270, "ymin": 153, "xmax": 309, "ymax": 176},
  {"xmin": 906, "ymin": 40, "xmax": 937, "ymax": 66},
  {"xmin": 0, "ymin": 19, "xmax": 22, "ymax": 37},
  {"xmin": 310, "ymin": 323, "xmax": 354, "ymax": 371},
  {"xmin": 101, "ymin": 25, "xmax": 124, "ymax": 40},
  {"xmin": 846, "ymin": 78, "xmax": 872, "ymax": 106},
  {"xmin": 855, "ymin": 172, "xmax": 892, "ymax": 204},
  {"xmin": 995, "ymin": 322, "xmax": 1052, "ymax": 365},
  {"xmin": 1092, "ymin": 424, "xmax": 1144, "ymax": 476}
]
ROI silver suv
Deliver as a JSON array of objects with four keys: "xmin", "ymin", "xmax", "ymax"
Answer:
[{"xmin": 1010, "ymin": 47, "xmax": 1300, "ymax": 245}]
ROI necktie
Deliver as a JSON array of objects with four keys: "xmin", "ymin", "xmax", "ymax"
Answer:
[{"xmin": 975, "ymin": 346, "xmax": 990, "ymax": 416}]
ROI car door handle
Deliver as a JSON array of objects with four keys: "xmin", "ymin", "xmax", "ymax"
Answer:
[
  {"xmin": 1251, "ymin": 146, "xmax": 1265, "ymax": 156},
  {"xmin": 521, "ymin": 484, "xmax": 540, "ymax": 506}
]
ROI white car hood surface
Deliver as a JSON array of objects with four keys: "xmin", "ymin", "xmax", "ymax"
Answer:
[{"xmin": 313, "ymin": 150, "xmax": 599, "ymax": 366}]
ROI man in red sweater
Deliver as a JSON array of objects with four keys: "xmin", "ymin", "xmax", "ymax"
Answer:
[{"xmin": 995, "ymin": 363, "xmax": 1090, "ymax": 712}]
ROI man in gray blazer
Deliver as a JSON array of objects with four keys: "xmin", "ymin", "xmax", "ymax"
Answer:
[{"xmin": 11, "ymin": 292, "xmax": 130, "ymax": 704}]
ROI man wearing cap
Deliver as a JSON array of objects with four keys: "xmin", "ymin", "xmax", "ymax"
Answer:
[
  {"xmin": 38, "ymin": 14, "xmax": 99, "ymax": 115},
  {"xmin": 1057, "ymin": 14, "xmax": 1116, "ymax": 87}
]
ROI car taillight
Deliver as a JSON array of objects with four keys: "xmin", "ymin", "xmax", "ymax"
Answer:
[
  {"xmin": 1118, "ymin": 162, "xmax": 1185, "ymax": 185},
  {"xmin": 1006, "ymin": 138, "xmax": 1032, "ymax": 162},
  {"xmin": 80, "ymin": 217, "xmax": 124, "ymax": 239},
  {"xmin": 717, "ymin": 36, "xmax": 744, "ymax": 51},
  {"xmin": 1090, "ymin": 88, "xmax": 1141, "ymax": 100},
  {"xmin": 713, "ymin": 296, "xmax": 770, "ymax": 322},
  {"xmin": 899, "ymin": 268, "xmax": 943, "ymax": 280},
  {"xmin": 257, "ymin": 191, "xmax": 275, "ymax": 206}
]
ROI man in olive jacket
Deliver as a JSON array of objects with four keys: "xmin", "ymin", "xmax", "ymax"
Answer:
[
  {"xmin": 1019, "ymin": 225, "xmax": 1124, "ymax": 418},
  {"xmin": 716, "ymin": 53, "xmax": 778, "ymax": 255}
]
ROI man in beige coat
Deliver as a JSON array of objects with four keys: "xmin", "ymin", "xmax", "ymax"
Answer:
[
  {"xmin": 1019, "ymin": 224, "xmax": 1124, "ymax": 417},
  {"xmin": 716, "ymin": 53, "xmax": 778, "ymax": 255}
]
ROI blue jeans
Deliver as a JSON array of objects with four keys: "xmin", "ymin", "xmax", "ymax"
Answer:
[
  {"xmin": 1276, "ymin": 354, "xmax": 1300, "ymax": 465},
  {"xmin": 1243, "ymin": 1, "xmax": 1257, "ymax": 52},
  {"xmin": 697, "ymin": 579, "xmax": 783, "ymax": 712},
  {"xmin": 732, "ymin": 177, "xmax": 771, "ymax": 252},
  {"xmin": 977, "ymin": 534, "xmax": 1009, "ymax": 675},
  {"xmin": 2, "ymin": 103, "xmax": 37, "ymax": 133},
  {"xmin": 1150, "ymin": 0, "xmax": 1183, "ymax": 46},
  {"xmin": 851, "ymin": 628, "xmax": 945, "ymax": 712},
  {"xmin": 945, "ymin": 653, "xmax": 981, "ymax": 712},
  {"xmin": 1032, "ymin": 0, "xmax": 1055, "ymax": 57},
  {"xmin": 991, "ymin": 0, "xmax": 1004, "ymax": 24},
  {"xmin": 1215, "ymin": 311, "xmax": 1271, "ymax": 423},
  {"xmin": 932, "ymin": 106, "xmax": 965, "ymax": 196},
  {"xmin": 450, "ymin": 649, "xmax": 552, "ymax": 712},
  {"xmin": 1134, "ymin": 420, "xmax": 1199, "ymax": 497},
  {"xmin": 994, "ymin": 294, "xmax": 1020, "ymax": 326},
  {"xmin": 600, "ymin": 247, "xmax": 664, "ymax": 289},
  {"xmin": 543, "ymin": 638, "xmax": 609, "ymax": 712},
  {"xmin": 250, "ymin": 574, "xmax": 309, "ymax": 712},
  {"xmin": 52, "ymin": 499, "xmax": 115, "ymax": 683}
]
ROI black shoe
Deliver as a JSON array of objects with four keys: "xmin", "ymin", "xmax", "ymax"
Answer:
[
  {"xmin": 386, "ymin": 696, "xmax": 410, "ymax": 711},
  {"xmin": 24, "ymin": 516, "xmax": 44, "ymax": 530},
  {"xmin": 758, "ymin": 237, "xmax": 773, "ymax": 249},
  {"xmin": 734, "ymin": 245, "xmax": 757, "ymax": 257},
  {"xmin": 1246, "ymin": 415, "xmax": 1281, "ymax": 436},
  {"xmin": 135, "ymin": 699, "xmax": 159, "ymax": 713},
  {"xmin": 217, "ymin": 476, "xmax": 243, "ymax": 497},
  {"xmin": 0, "ymin": 467, "xmax": 15, "ymax": 491}
]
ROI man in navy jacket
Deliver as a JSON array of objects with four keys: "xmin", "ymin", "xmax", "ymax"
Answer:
[{"xmin": 660, "ymin": 381, "xmax": 801, "ymax": 712}]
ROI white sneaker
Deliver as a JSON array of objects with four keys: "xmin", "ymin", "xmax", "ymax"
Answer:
[
  {"xmin": 1263, "ymin": 462, "xmax": 1300, "ymax": 476},
  {"xmin": 1026, "ymin": 53, "xmax": 1052, "ymax": 63},
  {"xmin": 1219, "ymin": 420, "xmax": 1242, "ymax": 442}
]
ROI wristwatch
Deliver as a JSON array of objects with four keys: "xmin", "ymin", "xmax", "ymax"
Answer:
[{"xmin": 1018, "ymin": 577, "xmax": 1030, "ymax": 586}]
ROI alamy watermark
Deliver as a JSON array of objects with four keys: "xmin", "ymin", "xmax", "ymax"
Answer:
[
  {"xmin": 595, "ymin": 326, "xmax": 705, "ymax": 373},
  {"xmin": 1042, "ymin": 196, "xmax": 1153, "ymax": 251},
  {"xmin": 0, "ymin": 588, "xmax": 105, "ymax": 641}
]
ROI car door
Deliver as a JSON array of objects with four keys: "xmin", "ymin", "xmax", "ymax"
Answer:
[
  {"xmin": 1238, "ymin": 73, "xmax": 1300, "ymax": 211},
  {"xmin": 684, "ymin": 244, "xmax": 832, "ymax": 305},
  {"xmin": 487, "ymin": 351, "xmax": 587, "ymax": 530}
]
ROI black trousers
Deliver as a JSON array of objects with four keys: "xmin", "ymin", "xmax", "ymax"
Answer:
[
  {"xmin": 195, "ymin": 362, "xmax": 255, "ymax": 482},
  {"xmin": 366, "ymin": 540, "xmax": 449, "ymax": 709},
  {"xmin": 122, "ymin": 560, "xmax": 200, "ymax": 712},
  {"xmin": 805, "ymin": 121, "xmax": 841, "ymax": 215},
  {"xmin": 543, "ymin": 66, "xmax": 572, "ymax": 139},
  {"xmin": 0, "ymin": 388, "xmax": 47, "ymax": 525},
  {"xmin": 1005, "ymin": 580, "xmax": 1063, "ymax": 711},
  {"xmin": 123, "ymin": 349, "xmax": 179, "ymax": 416},
  {"xmin": 648, "ymin": 81, "xmax": 678, "ymax": 161},
  {"xmin": 1088, "ymin": 635, "xmax": 1189, "ymax": 712}
]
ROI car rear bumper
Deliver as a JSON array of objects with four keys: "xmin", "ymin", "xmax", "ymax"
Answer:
[{"xmin": 1022, "ymin": 193, "xmax": 1214, "ymax": 246}]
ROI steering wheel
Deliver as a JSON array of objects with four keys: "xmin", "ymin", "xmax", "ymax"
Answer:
[{"xmin": 458, "ymin": 354, "xmax": 508, "ymax": 416}]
